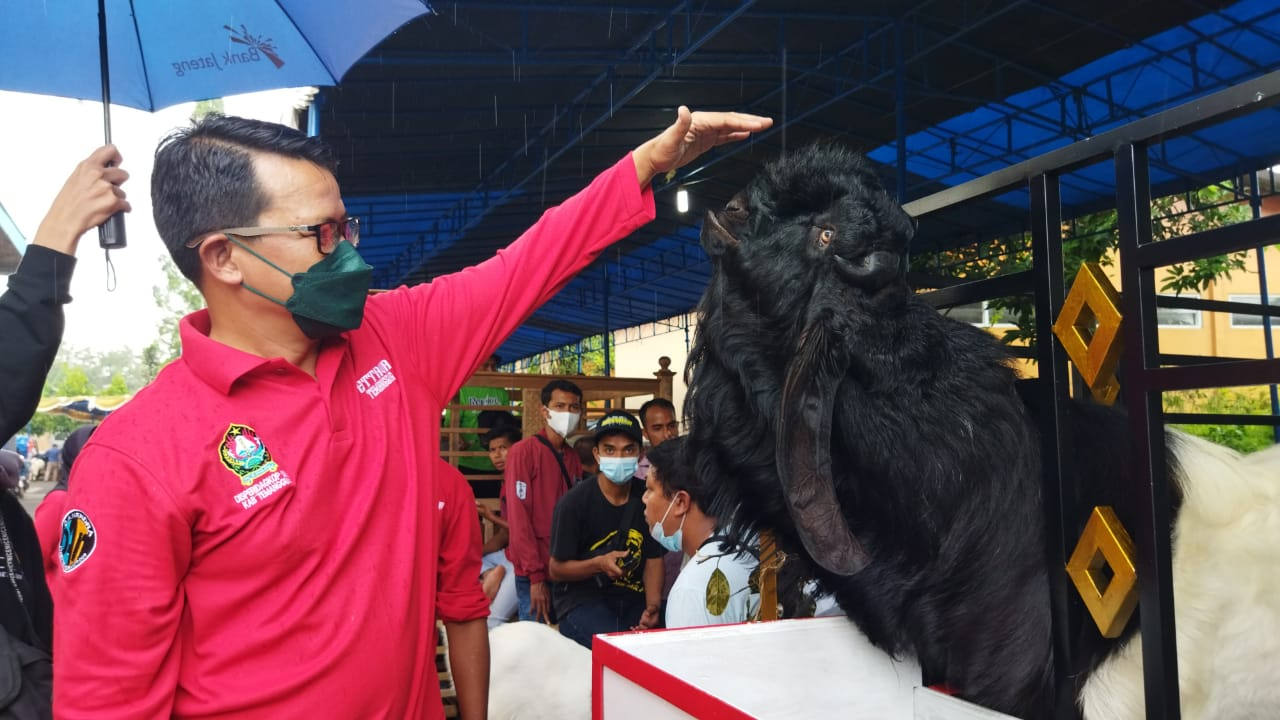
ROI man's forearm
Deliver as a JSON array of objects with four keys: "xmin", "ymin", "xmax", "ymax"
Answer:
[
  {"xmin": 480, "ymin": 526, "xmax": 508, "ymax": 556},
  {"xmin": 445, "ymin": 618, "xmax": 490, "ymax": 720},
  {"xmin": 549, "ymin": 556, "xmax": 602, "ymax": 582}
]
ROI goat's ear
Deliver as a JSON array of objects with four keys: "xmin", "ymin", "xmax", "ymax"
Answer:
[{"xmin": 701, "ymin": 209, "xmax": 740, "ymax": 257}]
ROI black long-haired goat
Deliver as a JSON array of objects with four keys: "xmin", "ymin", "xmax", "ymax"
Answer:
[{"xmin": 684, "ymin": 144, "xmax": 1280, "ymax": 719}]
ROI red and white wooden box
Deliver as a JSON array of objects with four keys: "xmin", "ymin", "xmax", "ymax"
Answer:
[{"xmin": 592, "ymin": 617, "xmax": 1017, "ymax": 719}]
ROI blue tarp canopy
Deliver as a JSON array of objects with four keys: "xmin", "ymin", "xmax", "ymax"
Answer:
[{"xmin": 319, "ymin": 0, "xmax": 1280, "ymax": 362}]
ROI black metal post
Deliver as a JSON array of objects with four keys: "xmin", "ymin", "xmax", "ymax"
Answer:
[
  {"xmin": 1029, "ymin": 173, "xmax": 1081, "ymax": 719},
  {"xmin": 1114, "ymin": 143, "xmax": 1180, "ymax": 719},
  {"xmin": 603, "ymin": 262, "xmax": 612, "ymax": 377},
  {"xmin": 1248, "ymin": 171, "xmax": 1280, "ymax": 442},
  {"xmin": 895, "ymin": 17, "xmax": 907, "ymax": 204}
]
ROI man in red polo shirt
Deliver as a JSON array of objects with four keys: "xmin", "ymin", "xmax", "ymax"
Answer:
[
  {"xmin": 503, "ymin": 379, "xmax": 584, "ymax": 623},
  {"xmin": 50, "ymin": 107, "xmax": 771, "ymax": 719}
]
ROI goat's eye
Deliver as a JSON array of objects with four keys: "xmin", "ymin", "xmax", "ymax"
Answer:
[
  {"xmin": 725, "ymin": 201, "xmax": 747, "ymax": 217},
  {"xmin": 812, "ymin": 227, "xmax": 835, "ymax": 246}
]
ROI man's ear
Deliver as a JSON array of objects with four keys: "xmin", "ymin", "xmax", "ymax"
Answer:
[
  {"xmin": 200, "ymin": 235, "xmax": 242, "ymax": 287},
  {"xmin": 673, "ymin": 489, "xmax": 692, "ymax": 516}
]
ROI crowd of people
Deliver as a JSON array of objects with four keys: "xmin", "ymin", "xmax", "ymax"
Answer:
[
  {"xmin": 0, "ymin": 106, "xmax": 771, "ymax": 718},
  {"xmin": 478, "ymin": 384, "xmax": 763, "ymax": 644}
]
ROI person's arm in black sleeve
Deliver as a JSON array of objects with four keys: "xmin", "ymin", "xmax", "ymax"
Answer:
[
  {"xmin": 0, "ymin": 145, "xmax": 131, "ymax": 442},
  {"xmin": 0, "ymin": 246, "xmax": 75, "ymax": 442}
]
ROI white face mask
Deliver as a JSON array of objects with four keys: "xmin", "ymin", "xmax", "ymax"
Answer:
[{"xmin": 545, "ymin": 410, "xmax": 580, "ymax": 438}]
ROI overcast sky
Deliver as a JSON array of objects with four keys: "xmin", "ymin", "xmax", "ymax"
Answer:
[{"xmin": 0, "ymin": 88, "xmax": 311, "ymax": 354}]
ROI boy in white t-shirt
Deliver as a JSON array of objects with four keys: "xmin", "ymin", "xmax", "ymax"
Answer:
[{"xmin": 641, "ymin": 437, "xmax": 760, "ymax": 628}]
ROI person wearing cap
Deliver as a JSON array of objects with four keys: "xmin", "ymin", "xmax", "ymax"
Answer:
[{"xmin": 547, "ymin": 410, "xmax": 665, "ymax": 648}]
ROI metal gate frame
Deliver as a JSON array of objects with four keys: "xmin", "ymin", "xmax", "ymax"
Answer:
[{"xmin": 904, "ymin": 70, "xmax": 1280, "ymax": 719}]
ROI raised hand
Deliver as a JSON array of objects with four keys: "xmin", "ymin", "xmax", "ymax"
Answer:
[{"xmin": 633, "ymin": 106, "xmax": 773, "ymax": 186}]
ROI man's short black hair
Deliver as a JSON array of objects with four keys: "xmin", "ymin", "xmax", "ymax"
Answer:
[
  {"xmin": 482, "ymin": 425, "xmax": 522, "ymax": 450},
  {"xmin": 540, "ymin": 379, "xmax": 583, "ymax": 406},
  {"xmin": 638, "ymin": 397, "xmax": 676, "ymax": 426},
  {"xmin": 479, "ymin": 411, "xmax": 520, "ymax": 450},
  {"xmin": 645, "ymin": 437, "xmax": 708, "ymax": 508},
  {"xmin": 151, "ymin": 114, "xmax": 338, "ymax": 286},
  {"xmin": 477, "ymin": 410, "xmax": 517, "ymax": 431}
]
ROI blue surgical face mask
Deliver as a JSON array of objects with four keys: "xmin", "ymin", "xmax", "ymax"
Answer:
[
  {"xmin": 599, "ymin": 456, "xmax": 638, "ymax": 485},
  {"xmin": 650, "ymin": 495, "xmax": 685, "ymax": 553}
]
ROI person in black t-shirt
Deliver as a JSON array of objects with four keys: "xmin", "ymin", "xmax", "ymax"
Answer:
[{"xmin": 548, "ymin": 410, "xmax": 665, "ymax": 648}]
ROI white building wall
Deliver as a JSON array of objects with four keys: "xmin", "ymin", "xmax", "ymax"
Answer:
[{"xmin": 610, "ymin": 313, "xmax": 696, "ymax": 424}]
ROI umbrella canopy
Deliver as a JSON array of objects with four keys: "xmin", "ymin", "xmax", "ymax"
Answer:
[
  {"xmin": 0, "ymin": 0, "xmax": 433, "ymax": 112},
  {"xmin": 36, "ymin": 395, "xmax": 132, "ymax": 421}
]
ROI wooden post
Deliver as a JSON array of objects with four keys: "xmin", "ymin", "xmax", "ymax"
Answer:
[
  {"xmin": 655, "ymin": 356, "xmax": 675, "ymax": 402},
  {"xmin": 521, "ymin": 388, "xmax": 541, "ymax": 437},
  {"xmin": 759, "ymin": 531, "xmax": 779, "ymax": 621}
]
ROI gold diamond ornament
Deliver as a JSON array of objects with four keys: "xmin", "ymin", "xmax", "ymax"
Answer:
[
  {"xmin": 1066, "ymin": 506, "xmax": 1138, "ymax": 639},
  {"xmin": 1052, "ymin": 263, "xmax": 1123, "ymax": 406}
]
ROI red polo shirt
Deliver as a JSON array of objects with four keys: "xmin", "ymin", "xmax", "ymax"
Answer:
[
  {"xmin": 50, "ymin": 153, "xmax": 654, "ymax": 719},
  {"xmin": 503, "ymin": 429, "xmax": 582, "ymax": 583}
]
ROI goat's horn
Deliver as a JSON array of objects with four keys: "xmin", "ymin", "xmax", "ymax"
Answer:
[{"xmin": 777, "ymin": 319, "xmax": 871, "ymax": 576}]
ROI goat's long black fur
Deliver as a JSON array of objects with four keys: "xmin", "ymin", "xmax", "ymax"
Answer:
[{"xmin": 685, "ymin": 144, "xmax": 1180, "ymax": 718}]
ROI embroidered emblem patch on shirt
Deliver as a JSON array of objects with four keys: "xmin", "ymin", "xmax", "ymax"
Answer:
[
  {"xmin": 515, "ymin": 480, "xmax": 528, "ymax": 500},
  {"xmin": 59, "ymin": 509, "xmax": 96, "ymax": 573},
  {"xmin": 218, "ymin": 423, "xmax": 295, "ymax": 510},
  {"xmin": 218, "ymin": 423, "xmax": 279, "ymax": 487}
]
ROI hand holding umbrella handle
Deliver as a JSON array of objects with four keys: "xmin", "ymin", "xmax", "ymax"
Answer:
[{"xmin": 33, "ymin": 145, "xmax": 130, "ymax": 257}]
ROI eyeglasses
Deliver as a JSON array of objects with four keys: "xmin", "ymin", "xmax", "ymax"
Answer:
[{"xmin": 186, "ymin": 217, "xmax": 360, "ymax": 255}]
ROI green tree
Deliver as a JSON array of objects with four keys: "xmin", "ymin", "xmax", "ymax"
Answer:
[
  {"xmin": 25, "ymin": 344, "xmax": 156, "ymax": 437},
  {"xmin": 916, "ymin": 181, "xmax": 1262, "ymax": 451},
  {"xmin": 918, "ymin": 183, "xmax": 1251, "ymax": 348},
  {"xmin": 27, "ymin": 367, "xmax": 94, "ymax": 437},
  {"xmin": 104, "ymin": 374, "xmax": 129, "ymax": 395},
  {"xmin": 193, "ymin": 98, "xmax": 225, "ymax": 120},
  {"xmin": 57, "ymin": 367, "xmax": 94, "ymax": 396},
  {"xmin": 520, "ymin": 334, "xmax": 615, "ymax": 376},
  {"xmin": 144, "ymin": 256, "xmax": 204, "ymax": 376},
  {"xmin": 1164, "ymin": 387, "xmax": 1275, "ymax": 454}
]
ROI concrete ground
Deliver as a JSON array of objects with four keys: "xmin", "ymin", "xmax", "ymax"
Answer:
[{"xmin": 17, "ymin": 476, "xmax": 54, "ymax": 517}]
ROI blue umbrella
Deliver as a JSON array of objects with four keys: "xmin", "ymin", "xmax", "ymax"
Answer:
[{"xmin": 1, "ymin": 0, "xmax": 433, "ymax": 247}]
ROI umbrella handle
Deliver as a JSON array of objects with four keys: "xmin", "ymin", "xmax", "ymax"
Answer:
[{"xmin": 98, "ymin": 213, "xmax": 126, "ymax": 249}]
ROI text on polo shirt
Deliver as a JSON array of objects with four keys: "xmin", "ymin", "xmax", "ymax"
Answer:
[
  {"xmin": 233, "ymin": 469, "xmax": 294, "ymax": 510},
  {"xmin": 357, "ymin": 359, "xmax": 397, "ymax": 398}
]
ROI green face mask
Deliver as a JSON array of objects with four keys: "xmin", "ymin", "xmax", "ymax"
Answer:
[{"xmin": 231, "ymin": 238, "xmax": 374, "ymax": 339}]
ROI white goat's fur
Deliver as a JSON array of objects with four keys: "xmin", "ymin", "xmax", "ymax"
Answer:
[
  {"xmin": 488, "ymin": 621, "xmax": 591, "ymax": 720},
  {"xmin": 1080, "ymin": 434, "xmax": 1280, "ymax": 719}
]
